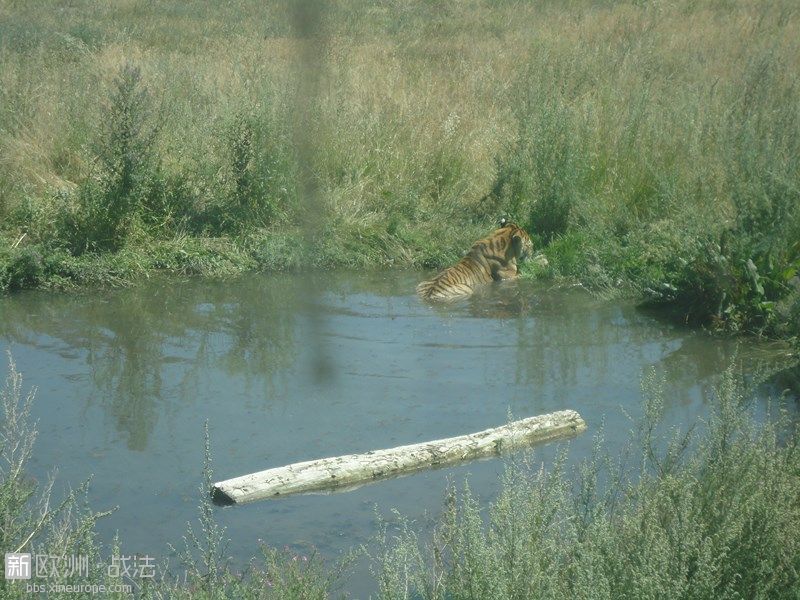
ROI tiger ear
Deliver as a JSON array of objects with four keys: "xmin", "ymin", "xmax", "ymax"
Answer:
[{"xmin": 511, "ymin": 233, "xmax": 523, "ymax": 256}]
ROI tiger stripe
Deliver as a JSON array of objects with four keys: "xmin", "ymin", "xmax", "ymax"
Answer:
[{"xmin": 417, "ymin": 222, "xmax": 533, "ymax": 300}]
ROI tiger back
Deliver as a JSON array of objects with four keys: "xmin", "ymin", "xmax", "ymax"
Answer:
[{"xmin": 416, "ymin": 221, "xmax": 533, "ymax": 300}]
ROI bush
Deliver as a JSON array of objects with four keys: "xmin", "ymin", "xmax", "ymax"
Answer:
[
  {"xmin": 220, "ymin": 111, "xmax": 297, "ymax": 232},
  {"xmin": 59, "ymin": 63, "xmax": 162, "ymax": 253},
  {"xmin": 485, "ymin": 62, "xmax": 586, "ymax": 243},
  {"xmin": 0, "ymin": 246, "xmax": 44, "ymax": 290}
]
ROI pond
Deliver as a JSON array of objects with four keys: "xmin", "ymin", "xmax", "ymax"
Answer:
[{"xmin": 0, "ymin": 271, "xmax": 794, "ymax": 597}]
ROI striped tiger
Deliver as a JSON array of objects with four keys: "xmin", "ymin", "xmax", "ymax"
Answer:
[{"xmin": 416, "ymin": 219, "xmax": 533, "ymax": 300}]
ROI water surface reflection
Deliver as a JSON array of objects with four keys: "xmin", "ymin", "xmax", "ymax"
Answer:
[{"xmin": 0, "ymin": 271, "xmax": 793, "ymax": 596}]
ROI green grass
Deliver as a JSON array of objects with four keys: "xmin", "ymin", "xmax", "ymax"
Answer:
[{"xmin": 1, "ymin": 0, "xmax": 799, "ymax": 339}]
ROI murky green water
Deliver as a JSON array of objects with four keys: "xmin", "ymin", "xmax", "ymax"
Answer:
[{"xmin": 0, "ymin": 272, "xmax": 794, "ymax": 597}]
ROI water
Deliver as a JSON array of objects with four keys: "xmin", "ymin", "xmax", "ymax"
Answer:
[{"xmin": 0, "ymin": 271, "xmax": 794, "ymax": 597}]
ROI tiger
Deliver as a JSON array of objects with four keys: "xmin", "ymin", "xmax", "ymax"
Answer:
[{"xmin": 416, "ymin": 219, "xmax": 534, "ymax": 300}]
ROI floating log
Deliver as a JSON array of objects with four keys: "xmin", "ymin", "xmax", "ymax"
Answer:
[{"xmin": 212, "ymin": 410, "xmax": 586, "ymax": 505}]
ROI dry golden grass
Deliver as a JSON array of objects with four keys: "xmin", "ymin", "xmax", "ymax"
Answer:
[
  {"xmin": 1, "ymin": 0, "xmax": 796, "ymax": 220},
  {"xmin": 1, "ymin": 1, "xmax": 798, "ymax": 338}
]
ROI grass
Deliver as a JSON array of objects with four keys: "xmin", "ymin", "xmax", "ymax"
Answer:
[
  {"xmin": 1, "ymin": 0, "xmax": 799, "ymax": 342},
  {"xmin": 3, "ymin": 354, "xmax": 799, "ymax": 598}
]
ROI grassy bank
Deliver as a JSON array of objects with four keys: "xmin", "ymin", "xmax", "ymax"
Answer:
[
  {"xmin": 3, "ymin": 354, "xmax": 799, "ymax": 598},
  {"xmin": 1, "ymin": 0, "xmax": 799, "ymax": 338}
]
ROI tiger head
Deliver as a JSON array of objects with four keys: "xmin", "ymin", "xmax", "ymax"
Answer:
[{"xmin": 499, "ymin": 219, "xmax": 533, "ymax": 262}]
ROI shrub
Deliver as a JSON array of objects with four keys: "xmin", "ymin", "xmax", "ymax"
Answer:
[
  {"xmin": 221, "ymin": 111, "xmax": 297, "ymax": 231},
  {"xmin": 60, "ymin": 63, "xmax": 162, "ymax": 253}
]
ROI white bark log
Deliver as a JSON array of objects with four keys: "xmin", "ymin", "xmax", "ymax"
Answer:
[{"xmin": 212, "ymin": 410, "xmax": 586, "ymax": 505}]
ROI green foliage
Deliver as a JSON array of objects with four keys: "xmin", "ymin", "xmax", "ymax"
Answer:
[
  {"xmin": 56, "ymin": 63, "xmax": 163, "ymax": 253},
  {"xmin": 0, "ymin": 353, "xmax": 117, "ymax": 599},
  {"xmin": 0, "ymin": 352, "xmax": 38, "ymax": 558},
  {"xmin": 216, "ymin": 111, "xmax": 297, "ymax": 232},
  {"xmin": 171, "ymin": 423, "xmax": 229, "ymax": 595},
  {"xmin": 487, "ymin": 58, "xmax": 588, "ymax": 242},
  {"xmin": 98, "ymin": 63, "xmax": 160, "ymax": 210},
  {"xmin": 0, "ymin": 246, "xmax": 45, "ymax": 290},
  {"xmin": 628, "ymin": 214, "xmax": 800, "ymax": 335}
]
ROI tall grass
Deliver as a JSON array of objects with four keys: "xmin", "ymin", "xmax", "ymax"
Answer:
[{"xmin": 0, "ymin": 0, "xmax": 798, "ymax": 336}]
